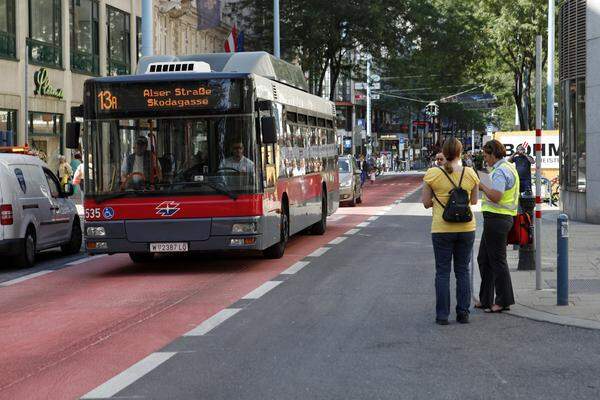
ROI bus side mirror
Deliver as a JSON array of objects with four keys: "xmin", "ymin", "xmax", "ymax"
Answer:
[
  {"xmin": 65, "ymin": 122, "xmax": 81, "ymax": 149},
  {"xmin": 261, "ymin": 116, "xmax": 277, "ymax": 144}
]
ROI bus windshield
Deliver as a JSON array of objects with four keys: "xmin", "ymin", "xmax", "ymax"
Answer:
[{"xmin": 85, "ymin": 115, "xmax": 258, "ymax": 198}]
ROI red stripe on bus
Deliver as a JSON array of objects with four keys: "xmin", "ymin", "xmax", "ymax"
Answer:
[{"xmin": 84, "ymin": 194, "xmax": 264, "ymax": 221}]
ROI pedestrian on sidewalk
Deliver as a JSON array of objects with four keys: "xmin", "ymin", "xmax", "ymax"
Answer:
[
  {"xmin": 57, "ymin": 155, "xmax": 73, "ymax": 186},
  {"xmin": 358, "ymin": 155, "xmax": 367, "ymax": 186},
  {"xmin": 476, "ymin": 140, "xmax": 520, "ymax": 313},
  {"xmin": 422, "ymin": 137, "xmax": 480, "ymax": 325}
]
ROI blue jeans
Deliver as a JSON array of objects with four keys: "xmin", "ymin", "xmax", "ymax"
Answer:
[{"xmin": 431, "ymin": 232, "xmax": 475, "ymax": 320}]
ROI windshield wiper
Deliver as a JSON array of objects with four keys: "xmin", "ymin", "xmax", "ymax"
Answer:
[
  {"xmin": 157, "ymin": 181, "xmax": 238, "ymax": 200},
  {"xmin": 94, "ymin": 190, "xmax": 146, "ymax": 203}
]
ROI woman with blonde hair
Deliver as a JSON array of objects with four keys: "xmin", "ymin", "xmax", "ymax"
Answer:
[
  {"xmin": 58, "ymin": 155, "xmax": 73, "ymax": 186},
  {"xmin": 422, "ymin": 137, "xmax": 480, "ymax": 325}
]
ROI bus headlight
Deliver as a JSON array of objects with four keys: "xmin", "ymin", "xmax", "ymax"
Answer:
[
  {"xmin": 232, "ymin": 222, "xmax": 257, "ymax": 234},
  {"xmin": 86, "ymin": 227, "xmax": 106, "ymax": 237}
]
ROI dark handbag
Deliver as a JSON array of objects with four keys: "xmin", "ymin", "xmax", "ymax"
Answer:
[
  {"xmin": 508, "ymin": 213, "xmax": 533, "ymax": 245},
  {"xmin": 432, "ymin": 167, "xmax": 473, "ymax": 223}
]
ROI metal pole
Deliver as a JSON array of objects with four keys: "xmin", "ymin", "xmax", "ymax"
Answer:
[
  {"xmin": 547, "ymin": 0, "xmax": 555, "ymax": 129},
  {"xmin": 141, "ymin": 0, "xmax": 153, "ymax": 57},
  {"xmin": 273, "ymin": 0, "xmax": 280, "ymax": 58},
  {"xmin": 471, "ymin": 129, "xmax": 475, "ymax": 152},
  {"xmin": 24, "ymin": 41, "xmax": 29, "ymax": 146},
  {"xmin": 557, "ymin": 214, "xmax": 569, "ymax": 305},
  {"xmin": 366, "ymin": 56, "xmax": 372, "ymax": 156},
  {"xmin": 535, "ymin": 35, "xmax": 543, "ymax": 290}
]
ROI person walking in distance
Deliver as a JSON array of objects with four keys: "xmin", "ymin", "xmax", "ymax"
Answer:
[
  {"xmin": 509, "ymin": 144, "xmax": 534, "ymax": 195},
  {"xmin": 476, "ymin": 140, "xmax": 520, "ymax": 313},
  {"xmin": 422, "ymin": 138, "xmax": 480, "ymax": 325}
]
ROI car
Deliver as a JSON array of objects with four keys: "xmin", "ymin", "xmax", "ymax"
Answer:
[
  {"xmin": 338, "ymin": 155, "xmax": 363, "ymax": 206},
  {"xmin": 0, "ymin": 149, "xmax": 81, "ymax": 268}
]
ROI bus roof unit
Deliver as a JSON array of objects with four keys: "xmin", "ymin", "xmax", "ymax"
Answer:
[{"xmin": 136, "ymin": 51, "xmax": 309, "ymax": 92}]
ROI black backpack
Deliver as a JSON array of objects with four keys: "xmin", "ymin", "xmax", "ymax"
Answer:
[{"xmin": 432, "ymin": 167, "xmax": 473, "ymax": 223}]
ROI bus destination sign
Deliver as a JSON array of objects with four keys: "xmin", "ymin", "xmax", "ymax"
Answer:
[{"xmin": 89, "ymin": 79, "xmax": 243, "ymax": 118}]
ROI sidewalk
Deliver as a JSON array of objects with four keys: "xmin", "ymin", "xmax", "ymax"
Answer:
[{"xmin": 474, "ymin": 209, "xmax": 600, "ymax": 329}]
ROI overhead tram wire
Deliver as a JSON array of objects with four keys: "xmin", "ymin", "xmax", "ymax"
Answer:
[{"xmin": 375, "ymin": 85, "xmax": 485, "ymax": 105}]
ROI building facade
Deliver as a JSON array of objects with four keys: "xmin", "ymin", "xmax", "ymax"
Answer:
[
  {"xmin": 559, "ymin": 0, "xmax": 600, "ymax": 223},
  {"xmin": 0, "ymin": 0, "xmax": 231, "ymax": 172}
]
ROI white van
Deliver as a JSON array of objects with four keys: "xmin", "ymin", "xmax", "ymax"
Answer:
[{"xmin": 0, "ymin": 152, "xmax": 81, "ymax": 267}]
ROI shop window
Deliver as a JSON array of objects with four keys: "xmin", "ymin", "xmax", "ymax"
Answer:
[
  {"xmin": 0, "ymin": 108, "xmax": 17, "ymax": 145},
  {"xmin": 136, "ymin": 16, "xmax": 142, "ymax": 61},
  {"xmin": 28, "ymin": 0, "xmax": 62, "ymax": 68},
  {"xmin": 107, "ymin": 6, "xmax": 130, "ymax": 75},
  {"xmin": 70, "ymin": 0, "xmax": 99, "ymax": 75},
  {"xmin": 560, "ymin": 77, "xmax": 586, "ymax": 191},
  {"xmin": 28, "ymin": 112, "xmax": 64, "ymax": 171},
  {"xmin": 0, "ymin": 0, "xmax": 16, "ymax": 58}
]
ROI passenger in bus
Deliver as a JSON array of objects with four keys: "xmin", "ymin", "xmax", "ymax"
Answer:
[
  {"xmin": 219, "ymin": 141, "xmax": 255, "ymax": 174},
  {"xmin": 121, "ymin": 136, "xmax": 162, "ymax": 189}
]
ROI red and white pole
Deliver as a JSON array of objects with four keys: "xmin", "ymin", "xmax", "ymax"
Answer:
[{"xmin": 535, "ymin": 35, "xmax": 543, "ymax": 290}]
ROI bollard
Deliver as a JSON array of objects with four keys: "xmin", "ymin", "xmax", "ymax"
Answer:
[{"xmin": 557, "ymin": 214, "xmax": 569, "ymax": 306}]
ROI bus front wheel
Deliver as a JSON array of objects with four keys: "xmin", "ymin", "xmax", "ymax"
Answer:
[{"xmin": 264, "ymin": 206, "xmax": 289, "ymax": 259}]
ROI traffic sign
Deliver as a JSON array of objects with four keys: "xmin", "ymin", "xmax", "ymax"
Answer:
[
  {"xmin": 372, "ymin": 83, "xmax": 381, "ymax": 90},
  {"xmin": 371, "ymin": 74, "xmax": 381, "ymax": 82},
  {"xmin": 354, "ymin": 82, "xmax": 367, "ymax": 90},
  {"xmin": 371, "ymin": 94, "xmax": 380, "ymax": 100}
]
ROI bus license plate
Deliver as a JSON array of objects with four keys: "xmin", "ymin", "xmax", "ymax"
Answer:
[{"xmin": 149, "ymin": 242, "xmax": 188, "ymax": 252}]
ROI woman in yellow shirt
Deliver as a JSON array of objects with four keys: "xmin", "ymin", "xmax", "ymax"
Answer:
[{"xmin": 422, "ymin": 138, "xmax": 480, "ymax": 325}]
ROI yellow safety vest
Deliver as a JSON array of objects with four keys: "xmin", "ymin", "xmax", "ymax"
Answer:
[{"xmin": 481, "ymin": 161, "xmax": 520, "ymax": 216}]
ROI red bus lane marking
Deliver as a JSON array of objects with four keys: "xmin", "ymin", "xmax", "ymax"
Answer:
[{"xmin": 0, "ymin": 175, "xmax": 422, "ymax": 400}]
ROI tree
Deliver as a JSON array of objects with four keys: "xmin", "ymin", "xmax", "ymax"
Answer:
[
  {"xmin": 239, "ymin": 0, "xmax": 410, "ymax": 100},
  {"xmin": 475, "ymin": 0, "xmax": 548, "ymax": 131}
]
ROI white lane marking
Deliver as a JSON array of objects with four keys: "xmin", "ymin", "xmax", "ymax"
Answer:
[
  {"xmin": 242, "ymin": 281, "xmax": 282, "ymax": 300},
  {"xmin": 327, "ymin": 215, "xmax": 346, "ymax": 222},
  {"xmin": 357, "ymin": 222, "xmax": 371, "ymax": 228},
  {"xmin": 81, "ymin": 352, "xmax": 177, "ymax": 399},
  {"xmin": 344, "ymin": 228, "xmax": 360, "ymax": 235},
  {"xmin": 281, "ymin": 261, "xmax": 310, "ymax": 275},
  {"xmin": 66, "ymin": 254, "xmax": 108, "ymax": 266},
  {"xmin": 0, "ymin": 270, "xmax": 53, "ymax": 287},
  {"xmin": 184, "ymin": 308, "xmax": 241, "ymax": 336},
  {"xmin": 384, "ymin": 206, "xmax": 393, "ymax": 211},
  {"xmin": 328, "ymin": 236, "xmax": 348, "ymax": 245},
  {"xmin": 375, "ymin": 211, "xmax": 386, "ymax": 215},
  {"xmin": 306, "ymin": 247, "xmax": 330, "ymax": 258},
  {"xmin": 367, "ymin": 216, "xmax": 380, "ymax": 221}
]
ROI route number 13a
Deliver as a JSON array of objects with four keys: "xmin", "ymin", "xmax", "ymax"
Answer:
[{"xmin": 97, "ymin": 91, "xmax": 118, "ymax": 111}]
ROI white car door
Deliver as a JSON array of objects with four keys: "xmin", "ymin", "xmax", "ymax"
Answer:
[
  {"xmin": 40, "ymin": 168, "xmax": 71, "ymax": 245},
  {"xmin": 25, "ymin": 165, "xmax": 55, "ymax": 247}
]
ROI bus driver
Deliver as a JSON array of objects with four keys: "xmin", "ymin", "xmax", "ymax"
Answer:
[
  {"xmin": 121, "ymin": 136, "xmax": 162, "ymax": 189},
  {"xmin": 219, "ymin": 141, "xmax": 255, "ymax": 174}
]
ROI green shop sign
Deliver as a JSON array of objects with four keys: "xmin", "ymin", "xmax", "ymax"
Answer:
[{"xmin": 33, "ymin": 68, "xmax": 64, "ymax": 99}]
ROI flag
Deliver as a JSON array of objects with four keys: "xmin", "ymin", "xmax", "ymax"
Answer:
[
  {"xmin": 224, "ymin": 25, "xmax": 238, "ymax": 53},
  {"xmin": 197, "ymin": 0, "xmax": 221, "ymax": 30}
]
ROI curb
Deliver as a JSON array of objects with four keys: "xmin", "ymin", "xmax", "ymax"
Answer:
[{"xmin": 506, "ymin": 303, "xmax": 600, "ymax": 331}]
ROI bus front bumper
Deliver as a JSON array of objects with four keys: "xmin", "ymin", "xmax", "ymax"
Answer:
[{"xmin": 84, "ymin": 217, "xmax": 269, "ymax": 255}]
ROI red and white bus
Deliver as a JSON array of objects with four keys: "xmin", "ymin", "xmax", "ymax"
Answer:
[{"xmin": 67, "ymin": 52, "xmax": 339, "ymax": 261}]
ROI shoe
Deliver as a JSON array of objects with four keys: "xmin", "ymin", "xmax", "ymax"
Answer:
[
  {"xmin": 436, "ymin": 319, "xmax": 449, "ymax": 325},
  {"xmin": 456, "ymin": 312, "xmax": 469, "ymax": 324},
  {"xmin": 484, "ymin": 305, "xmax": 503, "ymax": 313}
]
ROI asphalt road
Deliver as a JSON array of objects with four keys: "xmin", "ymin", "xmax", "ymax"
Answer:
[
  {"xmin": 3, "ymin": 174, "xmax": 600, "ymax": 400},
  {"xmin": 88, "ymin": 185, "xmax": 600, "ymax": 400}
]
